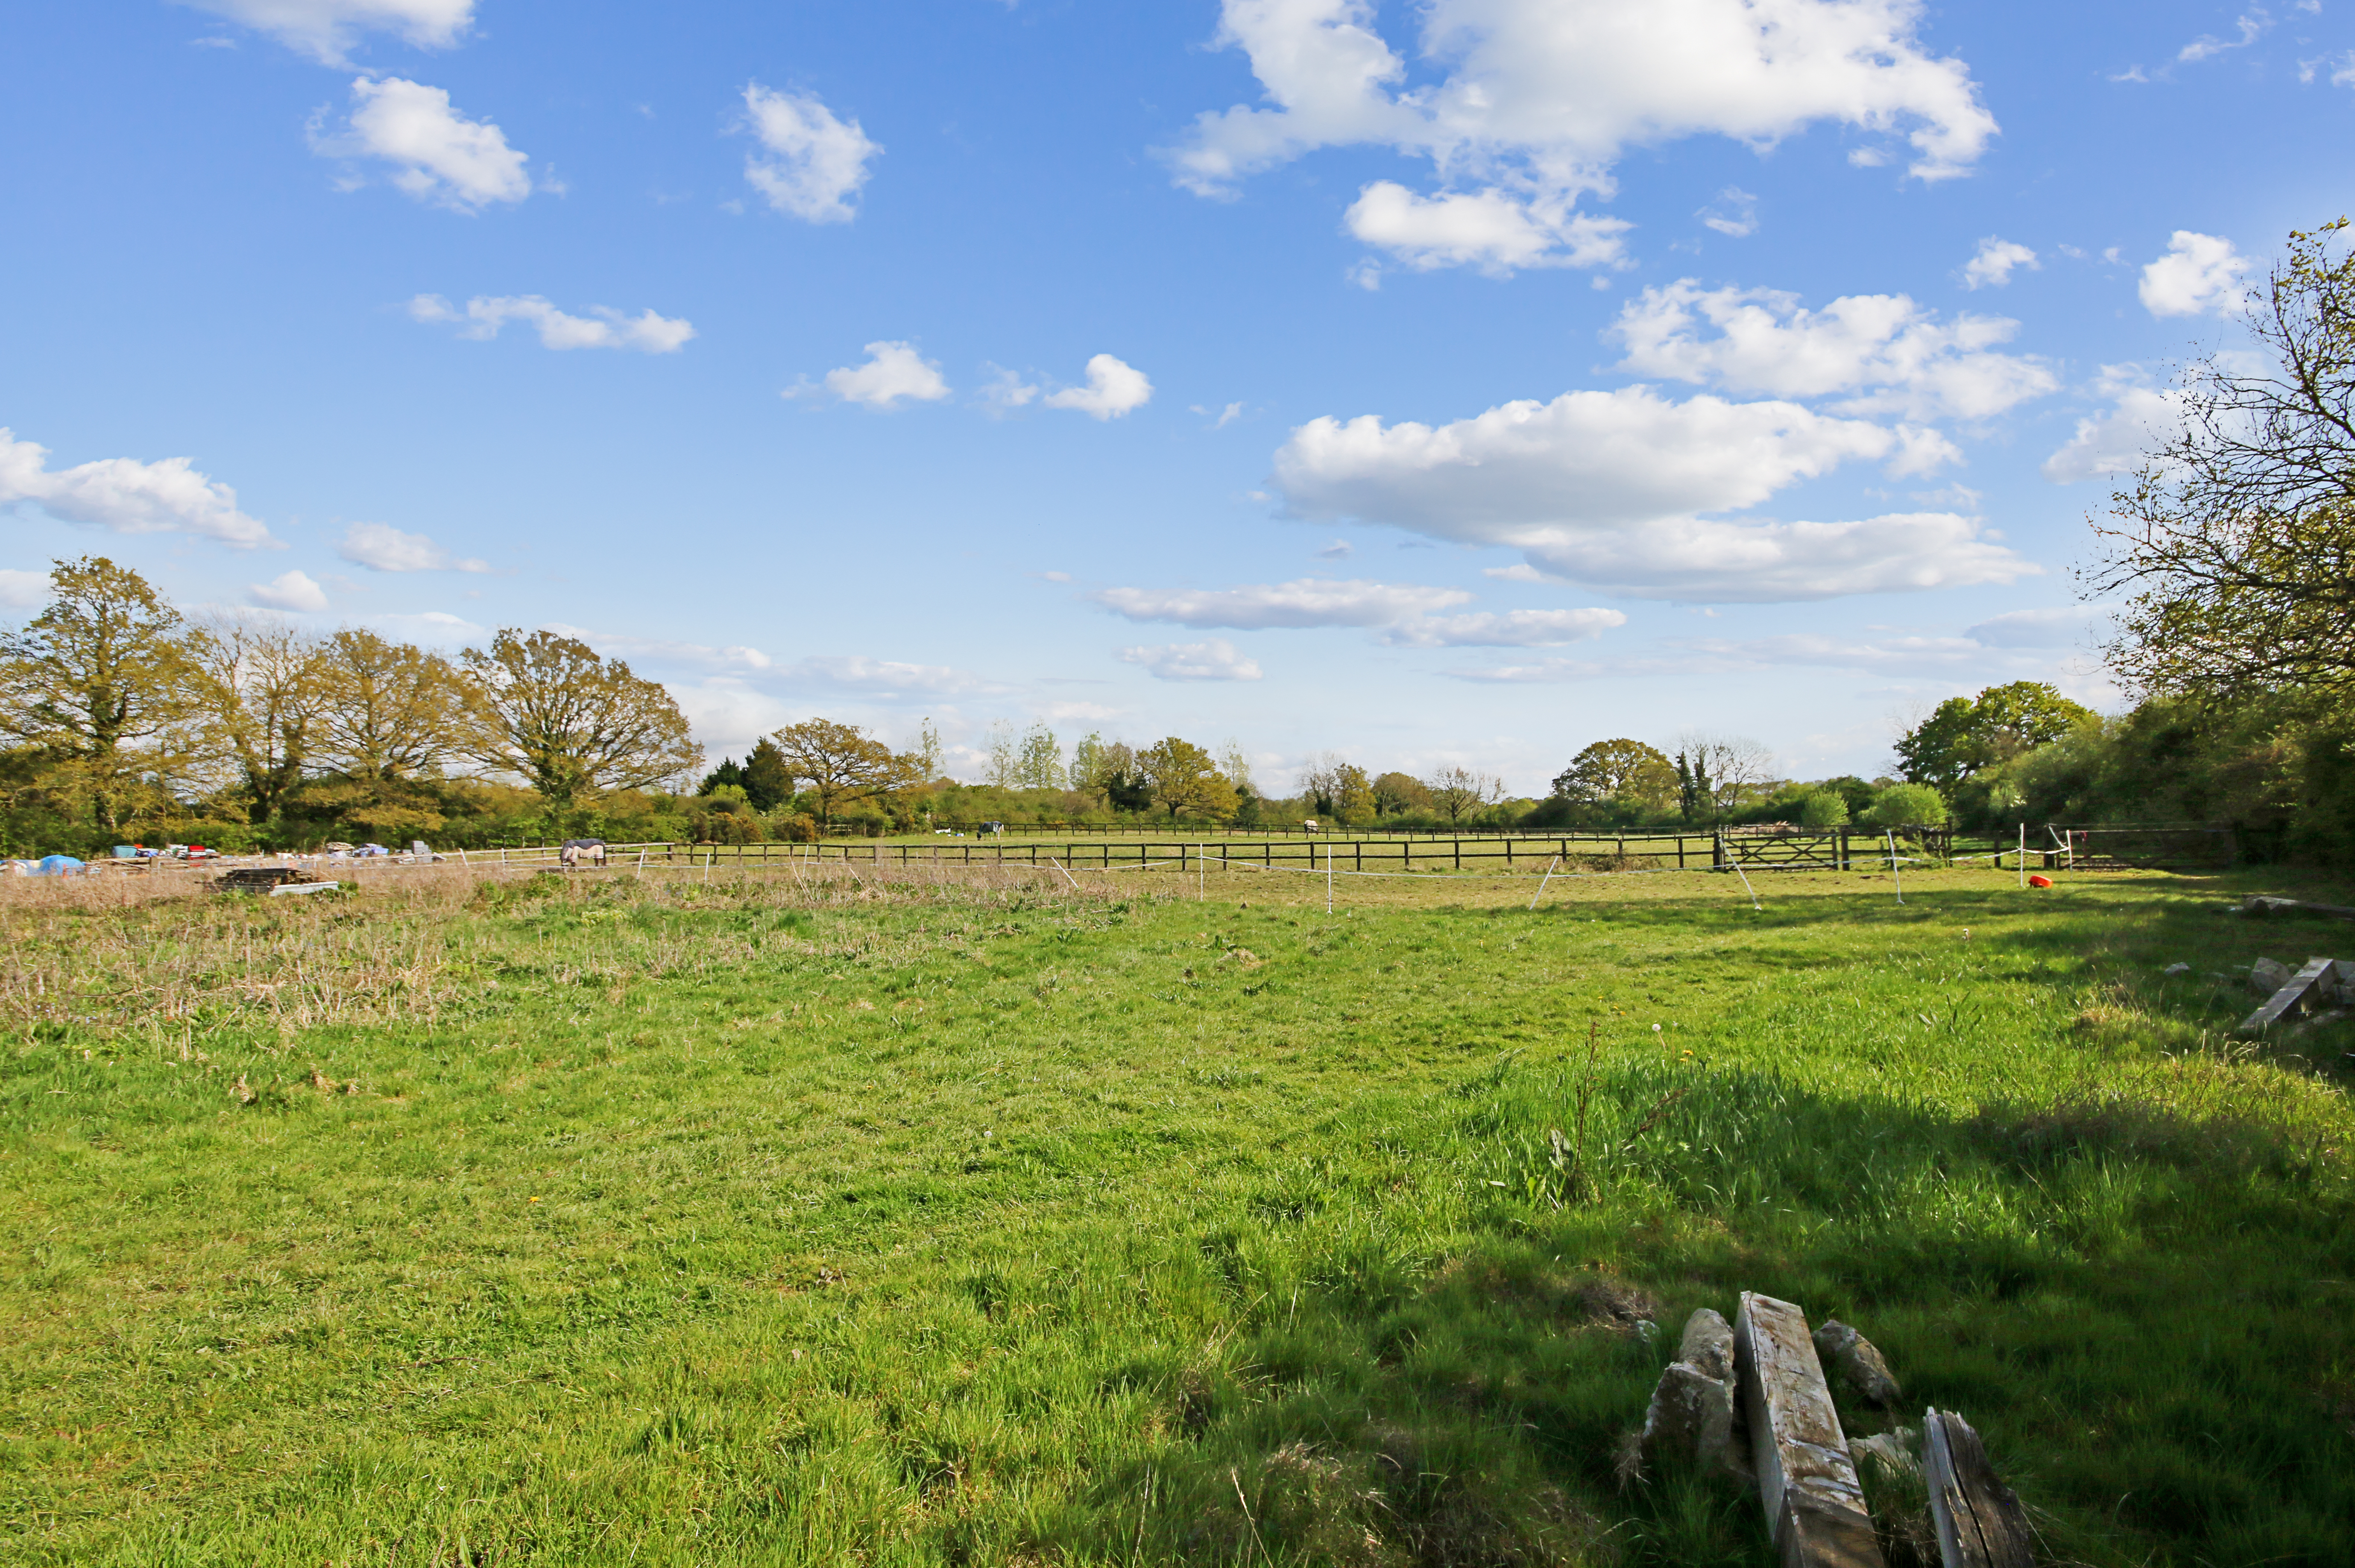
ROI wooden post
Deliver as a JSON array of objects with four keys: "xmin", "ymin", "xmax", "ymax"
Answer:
[
  {"xmin": 1734, "ymin": 1293, "xmax": 1883, "ymax": 1568},
  {"xmin": 1923, "ymin": 1410, "xmax": 2033, "ymax": 1568}
]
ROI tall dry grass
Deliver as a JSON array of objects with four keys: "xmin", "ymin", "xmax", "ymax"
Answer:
[{"xmin": 0, "ymin": 859, "xmax": 1145, "ymax": 1047}]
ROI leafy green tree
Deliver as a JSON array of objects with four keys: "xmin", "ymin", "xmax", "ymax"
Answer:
[
  {"xmin": 1074, "ymin": 734, "xmax": 1150, "ymax": 812},
  {"xmin": 1137, "ymin": 737, "xmax": 1237, "ymax": 822},
  {"xmin": 767, "ymin": 718, "xmax": 917, "ymax": 821},
  {"xmin": 700, "ymin": 757, "xmax": 746, "ymax": 794},
  {"xmin": 188, "ymin": 614, "xmax": 324, "ymax": 824},
  {"xmin": 1551, "ymin": 739, "xmax": 1676, "ymax": 809},
  {"xmin": 0, "ymin": 556, "xmax": 202, "ymax": 831},
  {"xmin": 1371, "ymin": 771, "xmax": 1431, "ymax": 816},
  {"xmin": 317, "ymin": 629, "xmax": 464, "ymax": 781},
  {"xmin": 1674, "ymin": 751, "xmax": 1710, "ymax": 822},
  {"xmin": 1864, "ymin": 782, "xmax": 1949, "ymax": 829},
  {"xmin": 1016, "ymin": 724, "xmax": 1065, "ymax": 790},
  {"xmin": 461, "ymin": 629, "xmax": 702, "ymax": 814},
  {"xmin": 1796, "ymin": 790, "xmax": 1850, "ymax": 828},
  {"xmin": 2087, "ymin": 219, "xmax": 2355, "ymax": 697},
  {"xmin": 1896, "ymin": 682, "xmax": 2097, "ymax": 792},
  {"xmin": 741, "ymin": 738, "xmax": 795, "ymax": 812}
]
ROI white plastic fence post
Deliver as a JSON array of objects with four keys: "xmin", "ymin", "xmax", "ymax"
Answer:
[
  {"xmin": 2017, "ymin": 822, "xmax": 2026, "ymax": 888},
  {"xmin": 1887, "ymin": 830, "xmax": 1903, "ymax": 904}
]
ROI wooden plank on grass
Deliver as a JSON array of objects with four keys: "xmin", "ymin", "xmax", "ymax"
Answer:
[
  {"xmin": 2238, "ymin": 957, "xmax": 2340, "ymax": 1036},
  {"xmin": 1923, "ymin": 1410, "xmax": 2033, "ymax": 1568},
  {"xmin": 1734, "ymin": 1293, "xmax": 1885, "ymax": 1568}
]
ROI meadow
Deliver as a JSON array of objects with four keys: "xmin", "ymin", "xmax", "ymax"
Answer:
[{"xmin": 2, "ymin": 857, "xmax": 2351, "ymax": 1565}]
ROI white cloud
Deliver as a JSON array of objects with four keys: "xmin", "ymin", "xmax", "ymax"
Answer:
[
  {"xmin": 1698, "ymin": 187, "xmax": 1758, "ymax": 238},
  {"xmin": 1044, "ymin": 354, "xmax": 1154, "ymax": 419},
  {"xmin": 1960, "ymin": 236, "xmax": 2038, "ymax": 289},
  {"xmin": 407, "ymin": 294, "xmax": 694, "ymax": 352},
  {"xmin": 311, "ymin": 76, "xmax": 530, "ymax": 210},
  {"xmin": 1119, "ymin": 640, "xmax": 1265, "ymax": 681},
  {"xmin": 0, "ymin": 427, "xmax": 274, "ymax": 548},
  {"xmin": 1608, "ymin": 280, "xmax": 2057, "ymax": 420},
  {"xmin": 362, "ymin": 609, "xmax": 486, "ymax": 647},
  {"xmin": 248, "ymin": 569, "xmax": 329, "ymax": 612},
  {"xmin": 814, "ymin": 342, "xmax": 951, "ymax": 409},
  {"xmin": 1093, "ymin": 577, "xmax": 1471, "ymax": 629},
  {"xmin": 1039, "ymin": 700, "xmax": 1130, "ymax": 722},
  {"xmin": 1508, "ymin": 512, "xmax": 2031, "ymax": 602},
  {"xmin": 1343, "ymin": 181, "xmax": 1630, "ymax": 273},
  {"xmin": 2041, "ymin": 370, "xmax": 2182, "ymax": 483},
  {"xmin": 1166, "ymin": 0, "xmax": 1997, "ymax": 273},
  {"xmin": 1443, "ymin": 620, "xmax": 2087, "ymax": 682},
  {"xmin": 1269, "ymin": 386, "xmax": 2033, "ymax": 600},
  {"xmin": 0, "ymin": 569, "xmax": 47, "ymax": 608},
  {"xmin": 180, "ymin": 0, "xmax": 473, "ymax": 66},
  {"xmin": 740, "ymin": 83, "xmax": 881, "ymax": 223},
  {"xmin": 1278, "ymin": 384, "xmax": 1913, "ymax": 533},
  {"xmin": 2139, "ymin": 231, "xmax": 2251, "ymax": 318},
  {"xmin": 1380, "ymin": 607, "xmax": 1626, "ymax": 646},
  {"xmin": 780, "ymin": 655, "xmax": 994, "ymax": 696},
  {"xmin": 982, "ymin": 366, "xmax": 1041, "ymax": 409},
  {"xmin": 338, "ymin": 521, "xmax": 490, "ymax": 572},
  {"xmin": 2179, "ymin": 11, "xmax": 2270, "ymax": 62},
  {"xmin": 1965, "ymin": 605, "xmax": 2106, "ymax": 648}
]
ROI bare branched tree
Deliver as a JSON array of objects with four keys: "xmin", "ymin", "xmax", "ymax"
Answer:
[{"xmin": 2086, "ymin": 218, "xmax": 2355, "ymax": 697}]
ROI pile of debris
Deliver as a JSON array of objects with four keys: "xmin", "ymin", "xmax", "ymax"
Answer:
[
  {"xmin": 2233, "ymin": 954, "xmax": 2353, "ymax": 1037},
  {"xmin": 212, "ymin": 866, "xmax": 341, "ymax": 898},
  {"xmin": 1640, "ymin": 1291, "xmax": 2031, "ymax": 1567}
]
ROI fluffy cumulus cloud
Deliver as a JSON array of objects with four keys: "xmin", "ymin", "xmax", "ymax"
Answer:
[
  {"xmin": 1119, "ymin": 640, "xmax": 1265, "ymax": 681},
  {"xmin": 339, "ymin": 520, "xmax": 490, "ymax": 572},
  {"xmin": 181, "ymin": 0, "xmax": 472, "ymax": 65},
  {"xmin": 1270, "ymin": 387, "xmax": 2033, "ymax": 600},
  {"xmin": 1960, "ymin": 236, "xmax": 2037, "ymax": 289},
  {"xmin": 2139, "ymin": 231, "xmax": 2251, "ymax": 318},
  {"xmin": 1379, "ymin": 607, "xmax": 1625, "ymax": 646},
  {"xmin": 1166, "ymin": 0, "xmax": 1997, "ymax": 274},
  {"xmin": 408, "ymin": 294, "xmax": 694, "ymax": 352},
  {"xmin": 1343, "ymin": 182, "xmax": 1630, "ymax": 274},
  {"xmin": 808, "ymin": 342, "xmax": 951, "ymax": 409},
  {"xmin": 1093, "ymin": 577, "xmax": 1472, "ymax": 629},
  {"xmin": 1608, "ymin": 281, "xmax": 2057, "ymax": 421},
  {"xmin": 248, "ymin": 569, "xmax": 329, "ymax": 612},
  {"xmin": 0, "ymin": 569, "xmax": 48, "ymax": 608},
  {"xmin": 1043, "ymin": 354, "xmax": 1154, "ymax": 419},
  {"xmin": 312, "ymin": 75, "xmax": 530, "ymax": 210},
  {"xmin": 0, "ymin": 427, "xmax": 274, "ymax": 548},
  {"xmin": 1446, "ymin": 615, "xmax": 2097, "ymax": 682},
  {"xmin": 2041, "ymin": 369, "xmax": 2182, "ymax": 483},
  {"xmin": 741, "ymin": 83, "xmax": 881, "ymax": 223}
]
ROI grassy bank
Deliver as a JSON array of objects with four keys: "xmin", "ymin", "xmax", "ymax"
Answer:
[{"xmin": 3, "ymin": 862, "xmax": 2351, "ymax": 1565}]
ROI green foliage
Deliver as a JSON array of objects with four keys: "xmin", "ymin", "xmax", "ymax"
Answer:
[
  {"xmin": 1796, "ymin": 790, "xmax": 1850, "ymax": 828},
  {"xmin": 1552, "ymin": 738, "xmax": 1677, "ymax": 810},
  {"xmin": 1864, "ymin": 781, "xmax": 1949, "ymax": 828},
  {"xmin": 1896, "ymin": 682, "xmax": 2098, "ymax": 793},
  {"xmin": 2089, "ymin": 219, "xmax": 2355, "ymax": 698}
]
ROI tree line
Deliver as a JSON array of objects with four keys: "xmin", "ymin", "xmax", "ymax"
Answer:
[{"xmin": 0, "ymin": 557, "xmax": 701, "ymax": 855}]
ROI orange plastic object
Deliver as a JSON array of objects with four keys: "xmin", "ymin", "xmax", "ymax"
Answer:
[{"xmin": 2027, "ymin": 874, "xmax": 2053, "ymax": 888}]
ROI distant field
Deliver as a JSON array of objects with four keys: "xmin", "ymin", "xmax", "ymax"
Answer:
[{"xmin": 3, "ymin": 861, "xmax": 2352, "ymax": 1565}]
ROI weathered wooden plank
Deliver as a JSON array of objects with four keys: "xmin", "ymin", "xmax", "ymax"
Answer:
[
  {"xmin": 1923, "ymin": 1410, "xmax": 2033, "ymax": 1568},
  {"xmin": 2238, "ymin": 957, "xmax": 2340, "ymax": 1036},
  {"xmin": 2242, "ymin": 894, "xmax": 2355, "ymax": 921},
  {"xmin": 1734, "ymin": 1292, "xmax": 1885, "ymax": 1568}
]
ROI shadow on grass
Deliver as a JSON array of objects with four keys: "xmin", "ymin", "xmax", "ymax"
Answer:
[{"xmin": 1042, "ymin": 1056, "xmax": 2355, "ymax": 1567}]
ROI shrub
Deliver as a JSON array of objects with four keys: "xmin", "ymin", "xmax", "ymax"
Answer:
[
  {"xmin": 1863, "ymin": 782, "xmax": 1948, "ymax": 828},
  {"xmin": 1796, "ymin": 791, "xmax": 1850, "ymax": 828}
]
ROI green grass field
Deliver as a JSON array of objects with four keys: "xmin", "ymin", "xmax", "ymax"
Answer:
[{"xmin": 4, "ymin": 860, "xmax": 2352, "ymax": 1565}]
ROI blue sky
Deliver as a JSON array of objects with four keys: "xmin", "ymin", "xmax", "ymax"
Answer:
[{"xmin": 4, "ymin": 1, "xmax": 2350, "ymax": 792}]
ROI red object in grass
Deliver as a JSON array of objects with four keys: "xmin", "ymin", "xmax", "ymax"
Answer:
[{"xmin": 2027, "ymin": 874, "xmax": 2053, "ymax": 888}]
